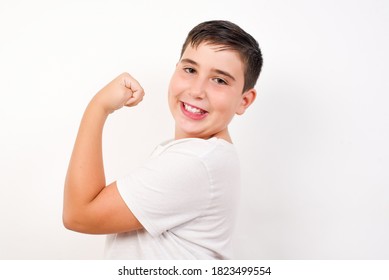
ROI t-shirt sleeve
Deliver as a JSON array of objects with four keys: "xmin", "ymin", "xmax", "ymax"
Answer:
[{"xmin": 116, "ymin": 150, "xmax": 211, "ymax": 237}]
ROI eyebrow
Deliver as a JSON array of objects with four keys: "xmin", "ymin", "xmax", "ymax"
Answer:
[{"xmin": 180, "ymin": 58, "xmax": 236, "ymax": 81}]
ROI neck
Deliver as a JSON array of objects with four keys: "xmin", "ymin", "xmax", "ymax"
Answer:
[{"xmin": 213, "ymin": 129, "xmax": 233, "ymax": 143}]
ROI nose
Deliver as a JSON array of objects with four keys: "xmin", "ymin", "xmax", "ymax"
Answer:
[{"xmin": 188, "ymin": 77, "xmax": 206, "ymax": 99}]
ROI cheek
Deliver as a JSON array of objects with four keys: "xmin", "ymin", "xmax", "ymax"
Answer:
[
  {"xmin": 169, "ymin": 73, "xmax": 185, "ymax": 96},
  {"xmin": 211, "ymin": 92, "xmax": 240, "ymax": 113}
]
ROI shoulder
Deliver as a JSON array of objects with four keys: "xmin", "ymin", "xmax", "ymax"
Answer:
[
  {"xmin": 160, "ymin": 137, "xmax": 237, "ymax": 160},
  {"xmin": 139, "ymin": 137, "xmax": 240, "ymax": 185},
  {"xmin": 155, "ymin": 138, "xmax": 240, "ymax": 181}
]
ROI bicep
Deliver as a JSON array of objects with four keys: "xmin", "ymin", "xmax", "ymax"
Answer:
[{"xmin": 69, "ymin": 182, "xmax": 143, "ymax": 234}]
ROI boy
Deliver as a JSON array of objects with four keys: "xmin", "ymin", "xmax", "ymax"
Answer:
[{"xmin": 63, "ymin": 20, "xmax": 263, "ymax": 259}]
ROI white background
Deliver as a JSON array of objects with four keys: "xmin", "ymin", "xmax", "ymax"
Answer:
[{"xmin": 0, "ymin": 0, "xmax": 388, "ymax": 259}]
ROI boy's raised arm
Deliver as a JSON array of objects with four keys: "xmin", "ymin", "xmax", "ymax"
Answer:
[{"xmin": 63, "ymin": 73, "xmax": 144, "ymax": 234}]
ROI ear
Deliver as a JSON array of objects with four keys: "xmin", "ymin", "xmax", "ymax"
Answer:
[{"xmin": 236, "ymin": 88, "xmax": 256, "ymax": 115}]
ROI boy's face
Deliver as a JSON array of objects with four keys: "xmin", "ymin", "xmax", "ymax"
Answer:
[{"xmin": 168, "ymin": 42, "xmax": 255, "ymax": 141}]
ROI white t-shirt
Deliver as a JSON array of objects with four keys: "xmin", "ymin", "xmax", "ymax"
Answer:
[{"xmin": 104, "ymin": 137, "xmax": 241, "ymax": 259}]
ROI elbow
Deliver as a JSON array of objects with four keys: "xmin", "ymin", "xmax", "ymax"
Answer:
[
  {"xmin": 62, "ymin": 207, "xmax": 98, "ymax": 234},
  {"xmin": 62, "ymin": 209, "xmax": 86, "ymax": 233},
  {"xmin": 62, "ymin": 211, "xmax": 78, "ymax": 232}
]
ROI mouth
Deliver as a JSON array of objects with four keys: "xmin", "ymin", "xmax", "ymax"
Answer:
[{"xmin": 181, "ymin": 102, "xmax": 209, "ymax": 120}]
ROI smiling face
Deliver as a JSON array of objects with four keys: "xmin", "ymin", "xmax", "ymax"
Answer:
[{"xmin": 168, "ymin": 42, "xmax": 256, "ymax": 142}]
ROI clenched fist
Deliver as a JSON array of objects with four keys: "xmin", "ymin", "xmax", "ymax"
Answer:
[{"xmin": 92, "ymin": 73, "xmax": 145, "ymax": 114}]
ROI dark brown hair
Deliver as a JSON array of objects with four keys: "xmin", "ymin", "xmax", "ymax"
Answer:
[{"xmin": 181, "ymin": 20, "xmax": 263, "ymax": 92}]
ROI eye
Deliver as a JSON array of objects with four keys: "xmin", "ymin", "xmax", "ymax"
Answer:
[
  {"xmin": 213, "ymin": 77, "xmax": 228, "ymax": 85},
  {"xmin": 184, "ymin": 67, "xmax": 196, "ymax": 74}
]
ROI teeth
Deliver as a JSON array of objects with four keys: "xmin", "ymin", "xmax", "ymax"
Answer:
[{"xmin": 184, "ymin": 103, "xmax": 203, "ymax": 114}]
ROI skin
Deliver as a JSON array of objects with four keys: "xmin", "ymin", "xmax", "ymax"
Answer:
[
  {"xmin": 63, "ymin": 43, "xmax": 256, "ymax": 234},
  {"xmin": 63, "ymin": 73, "xmax": 144, "ymax": 234}
]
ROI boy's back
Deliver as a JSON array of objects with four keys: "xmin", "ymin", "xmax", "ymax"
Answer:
[{"xmin": 106, "ymin": 137, "xmax": 240, "ymax": 259}]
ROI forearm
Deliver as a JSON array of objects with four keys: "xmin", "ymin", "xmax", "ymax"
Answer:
[{"xmin": 64, "ymin": 98, "xmax": 109, "ymax": 216}]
